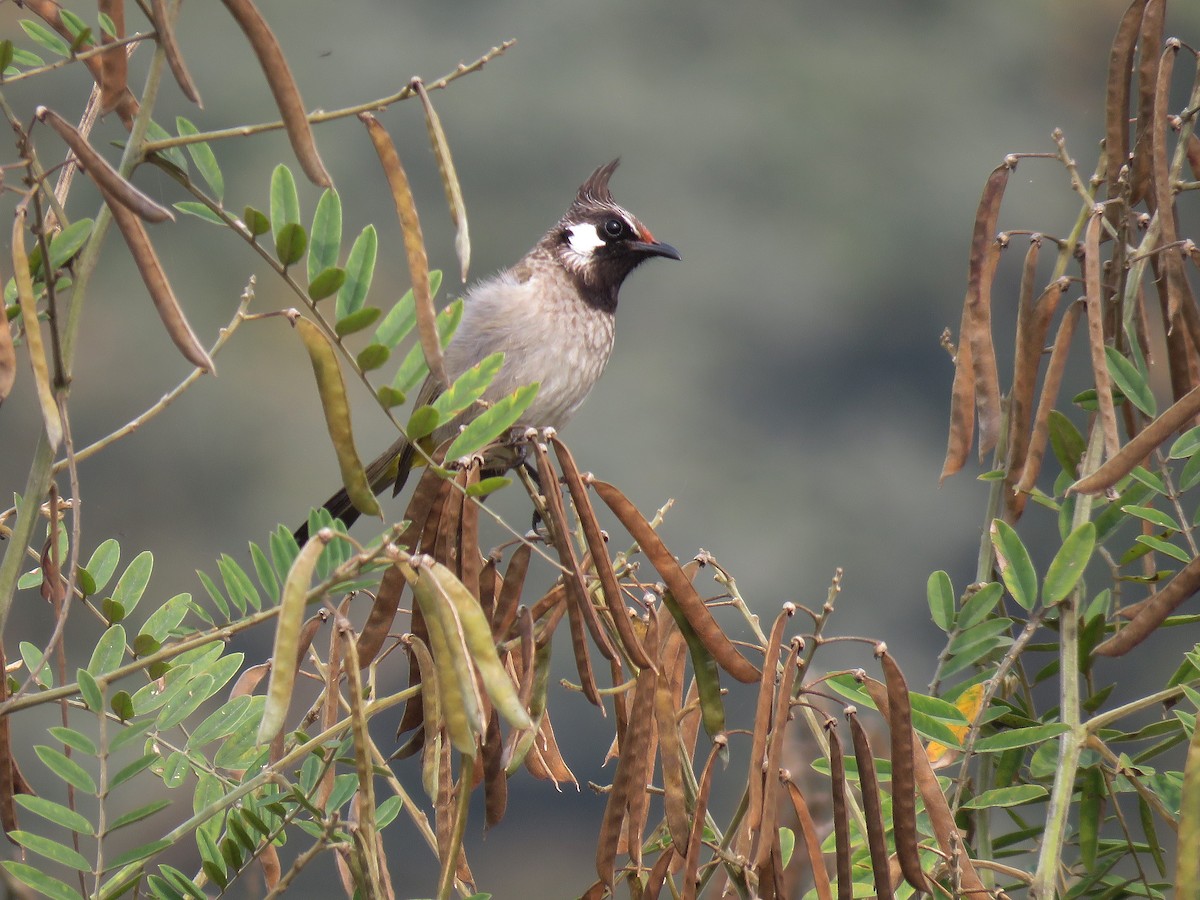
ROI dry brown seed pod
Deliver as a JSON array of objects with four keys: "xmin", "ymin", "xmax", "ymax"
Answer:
[
  {"xmin": 591, "ymin": 479, "xmax": 761, "ymax": 684},
  {"xmin": 826, "ymin": 721, "xmax": 852, "ymax": 900},
  {"xmin": 151, "ymin": 0, "xmax": 203, "ymax": 105},
  {"xmin": 356, "ymin": 564, "xmax": 405, "ymax": 667},
  {"xmin": 97, "ymin": 0, "xmax": 128, "ymax": 117},
  {"xmin": 846, "ymin": 709, "xmax": 895, "ymax": 900},
  {"xmin": 877, "ymin": 649, "xmax": 929, "ymax": 893},
  {"xmin": 782, "ymin": 777, "xmax": 834, "ymax": 900},
  {"xmin": 218, "ymin": 0, "xmax": 330, "ymax": 186}
]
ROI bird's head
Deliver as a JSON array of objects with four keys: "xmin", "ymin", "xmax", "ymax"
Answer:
[{"xmin": 551, "ymin": 160, "xmax": 680, "ymax": 307}]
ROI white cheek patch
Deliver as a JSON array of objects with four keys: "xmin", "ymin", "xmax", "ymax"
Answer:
[{"xmin": 567, "ymin": 223, "xmax": 606, "ymax": 255}]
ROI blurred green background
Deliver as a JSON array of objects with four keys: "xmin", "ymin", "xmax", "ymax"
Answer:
[{"xmin": 3, "ymin": 0, "xmax": 1195, "ymax": 895}]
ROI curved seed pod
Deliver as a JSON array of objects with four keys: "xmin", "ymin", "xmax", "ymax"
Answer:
[
  {"xmin": 412, "ymin": 562, "xmax": 484, "ymax": 754},
  {"xmin": 1103, "ymin": 0, "xmax": 1143, "ymax": 211},
  {"xmin": 1096, "ymin": 553, "xmax": 1200, "ymax": 656},
  {"xmin": 591, "ymin": 478, "xmax": 760, "ymax": 683},
  {"xmin": 97, "ymin": 183, "xmax": 214, "ymax": 371},
  {"xmin": 595, "ymin": 632, "xmax": 659, "ymax": 891},
  {"xmin": 662, "ymin": 590, "xmax": 724, "ymax": 737},
  {"xmin": 414, "ymin": 80, "xmax": 469, "ymax": 283},
  {"xmin": 876, "ymin": 648, "xmax": 929, "ymax": 893},
  {"xmin": 1082, "ymin": 210, "xmax": 1121, "ymax": 459},
  {"xmin": 11, "ymin": 210, "xmax": 62, "ymax": 449},
  {"xmin": 403, "ymin": 634, "xmax": 441, "ymax": 796},
  {"xmin": 826, "ymin": 721, "xmax": 852, "ymax": 900},
  {"xmin": 396, "ymin": 596, "xmax": 429, "ymax": 738},
  {"xmin": 229, "ymin": 661, "xmax": 269, "ymax": 699},
  {"xmin": 22, "ymin": 0, "xmax": 137, "ymax": 127},
  {"xmin": 36, "ymin": 108, "xmax": 173, "ymax": 223},
  {"xmin": 492, "ymin": 544, "xmax": 531, "ymax": 642},
  {"xmin": 941, "ymin": 161, "xmax": 1012, "ymax": 479},
  {"xmin": 532, "ymin": 441, "xmax": 617, "ymax": 665},
  {"xmin": 356, "ymin": 563, "xmax": 405, "ymax": 667},
  {"xmin": 752, "ymin": 638, "xmax": 802, "ymax": 875},
  {"xmin": 552, "ymin": 436, "xmax": 654, "ymax": 670},
  {"xmin": 257, "ymin": 529, "xmax": 330, "ymax": 743},
  {"xmin": 1072, "ymin": 382, "xmax": 1200, "ymax": 495},
  {"xmin": 655, "ymin": 628, "xmax": 690, "ymax": 853},
  {"xmin": 504, "ymin": 636, "xmax": 552, "ymax": 775},
  {"xmin": 681, "ymin": 735, "xmax": 726, "ymax": 900},
  {"xmin": 294, "ymin": 612, "xmax": 324, "ymax": 670},
  {"xmin": 742, "ymin": 603, "xmax": 796, "ymax": 859},
  {"xmin": 338, "ymin": 629, "xmax": 378, "ymax": 854},
  {"xmin": 1004, "ymin": 237, "xmax": 1044, "ymax": 518},
  {"xmin": 295, "ymin": 317, "xmax": 380, "ymax": 519},
  {"xmin": 1018, "ymin": 301, "xmax": 1084, "ymax": 496},
  {"xmin": 460, "ymin": 462, "xmax": 482, "ymax": 597},
  {"xmin": 151, "ymin": 0, "xmax": 202, "ymax": 105},
  {"xmin": 846, "ymin": 708, "xmax": 894, "ymax": 900},
  {"xmin": 1152, "ymin": 42, "xmax": 1184, "ymax": 325},
  {"xmin": 621, "ymin": 611, "xmax": 660, "ymax": 868},
  {"xmin": 642, "ymin": 846, "xmax": 675, "ymax": 900},
  {"xmin": 782, "ymin": 776, "xmax": 833, "ymax": 900},
  {"xmin": 97, "ymin": 0, "xmax": 128, "ymax": 117},
  {"xmin": 863, "ymin": 677, "xmax": 987, "ymax": 896},
  {"xmin": 428, "ymin": 559, "xmax": 531, "ymax": 730},
  {"xmin": 218, "ymin": 0, "xmax": 330, "ymax": 186},
  {"xmin": 1130, "ymin": 0, "xmax": 1164, "ymax": 204},
  {"xmin": 361, "ymin": 113, "xmax": 446, "ymax": 389},
  {"xmin": 482, "ymin": 708, "xmax": 507, "ymax": 828}
]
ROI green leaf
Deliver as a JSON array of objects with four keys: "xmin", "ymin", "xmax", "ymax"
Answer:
[
  {"xmin": 188, "ymin": 694, "xmax": 253, "ymax": 747},
  {"xmin": 374, "ymin": 270, "xmax": 444, "ymax": 349},
  {"xmin": 48, "ymin": 726, "xmax": 97, "ymax": 756},
  {"xmin": 376, "ymin": 794, "xmax": 403, "ymax": 828},
  {"xmin": 392, "ymin": 298, "xmax": 464, "ymax": 394},
  {"xmin": 307, "ymin": 266, "xmax": 346, "ymax": 301},
  {"xmin": 1122, "ymin": 505, "xmax": 1181, "ymax": 532},
  {"xmin": 140, "ymin": 592, "xmax": 192, "ymax": 643},
  {"xmin": 959, "ymin": 784, "xmax": 1049, "ymax": 809},
  {"xmin": 20, "ymin": 20, "xmax": 70, "ymax": 57},
  {"xmin": 927, "ymin": 570, "xmax": 954, "ymax": 632},
  {"xmin": 1181, "ymin": 451, "xmax": 1200, "ymax": 493},
  {"xmin": 778, "ymin": 826, "xmax": 795, "ymax": 869},
  {"xmin": 406, "ymin": 405, "xmax": 441, "ymax": 442},
  {"xmin": 106, "ymin": 838, "xmax": 173, "ymax": 870},
  {"xmin": 1047, "ymin": 410, "xmax": 1086, "ymax": 476},
  {"xmin": 35, "ymin": 745, "xmax": 97, "ymax": 794},
  {"xmin": 243, "ymin": 206, "xmax": 270, "ymax": 238},
  {"xmin": 9, "ymin": 830, "xmax": 90, "ymax": 870},
  {"xmin": 466, "ymin": 475, "xmax": 510, "ymax": 497},
  {"xmin": 269, "ymin": 164, "xmax": 300, "ymax": 246},
  {"xmin": 275, "ymin": 222, "xmax": 307, "ymax": 267},
  {"xmin": 957, "ymin": 581, "xmax": 1004, "ymax": 630},
  {"xmin": 357, "ymin": 343, "xmax": 390, "ymax": 371},
  {"xmin": 111, "ymin": 690, "xmax": 135, "ymax": 720},
  {"xmin": 377, "ymin": 385, "xmax": 406, "ymax": 407},
  {"xmin": 19, "ymin": 642, "xmax": 52, "ymax": 688},
  {"xmin": 77, "ymin": 669, "xmax": 102, "ymax": 713},
  {"xmin": 112, "ymin": 550, "xmax": 153, "ymax": 617},
  {"xmin": 250, "ymin": 543, "xmax": 279, "ymax": 601},
  {"xmin": 102, "ymin": 598, "xmax": 126, "ymax": 624},
  {"xmin": 444, "ymin": 383, "xmax": 539, "ymax": 462},
  {"xmin": 109, "ymin": 753, "xmax": 158, "ymax": 791},
  {"xmin": 98, "ymin": 13, "xmax": 117, "ymax": 37},
  {"xmin": 991, "ymin": 520, "xmax": 1038, "ymax": 609},
  {"xmin": 270, "ymin": 526, "xmax": 301, "ymax": 586},
  {"xmin": 15, "ymin": 795, "xmax": 94, "ymax": 834},
  {"xmin": 219, "ymin": 555, "xmax": 261, "ymax": 613},
  {"xmin": 433, "ymin": 352, "xmax": 504, "ymax": 422},
  {"xmin": 176, "ymin": 118, "xmax": 223, "ymax": 201},
  {"xmin": 1130, "ymin": 465, "xmax": 1167, "ymax": 495},
  {"xmin": 336, "ymin": 225, "xmax": 378, "ymax": 319},
  {"xmin": 48, "ymin": 219, "xmax": 93, "ymax": 270},
  {"xmin": 9, "ymin": 46, "xmax": 44, "ymax": 70},
  {"xmin": 87, "ymin": 624, "xmax": 126, "ymax": 676},
  {"xmin": 174, "ymin": 201, "xmax": 225, "ymax": 226},
  {"xmin": 308, "ymin": 188, "xmax": 342, "ymax": 283},
  {"xmin": 157, "ymin": 673, "xmax": 216, "ymax": 730},
  {"xmin": 974, "ymin": 723, "xmax": 1070, "ymax": 752},
  {"xmin": 334, "ymin": 305, "xmax": 382, "ymax": 337},
  {"xmin": 947, "ymin": 618, "xmax": 1012, "ymax": 656},
  {"xmin": 108, "ymin": 799, "xmax": 172, "ymax": 831},
  {"xmin": 1043, "ymin": 521, "xmax": 1096, "ymax": 606},
  {"xmin": 58, "ymin": 9, "xmax": 89, "ymax": 42},
  {"xmin": 2, "ymin": 861, "xmax": 84, "ymax": 900},
  {"xmin": 0, "ymin": 40, "xmax": 13, "ymax": 73},
  {"xmin": 1135, "ymin": 534, "xmax": 1193, "ymax": 564},
  {"xmin": 143, "ymin": 119, "xmax": 188, "ymax": 170},
  {"xmin": 161, "ymin": 750, "xmax": 189, "ymax": 788},
  {"xmin": 1105, "ymin": 346, "xmax": 1156, "ymax": 417},
  {"xmin": 85, "ymin": 539, "xmax": 120, "ymax": 594},
  {"xmin": 1169, "ymin": 426, "xmax": 1200, "ymax": 459}
]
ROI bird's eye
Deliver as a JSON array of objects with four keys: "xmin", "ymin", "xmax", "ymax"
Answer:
[{"xmin": 603, "ymin": 218, "xmax": 625, "ymax": 239}]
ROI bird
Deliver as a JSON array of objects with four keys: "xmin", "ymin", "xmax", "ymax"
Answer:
[{"xmin": 297, "ymin": 159, "xmax": 679, "ymax": 540}]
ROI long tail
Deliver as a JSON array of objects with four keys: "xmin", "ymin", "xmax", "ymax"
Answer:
[{"xmin": 292, "ymin": 434, "xmax": 419, "ymax": 544}]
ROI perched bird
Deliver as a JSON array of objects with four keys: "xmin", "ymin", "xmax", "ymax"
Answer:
[{"xmin": 299, "ymin": 159, "xmax": 679, "ymax": 538}]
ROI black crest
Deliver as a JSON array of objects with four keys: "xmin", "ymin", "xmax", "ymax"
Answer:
[{"xmin": 574, "ymin": 159, "xmax": 620, "ymax": 207}]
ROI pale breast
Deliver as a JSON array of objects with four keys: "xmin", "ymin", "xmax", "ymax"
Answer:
[{"xmin": 444, "ymin": 269, "xmax": 616, "ymax": 432}]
